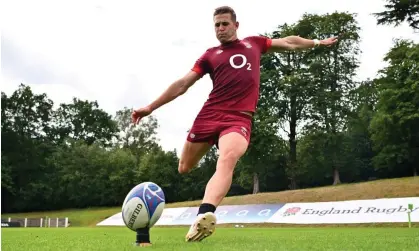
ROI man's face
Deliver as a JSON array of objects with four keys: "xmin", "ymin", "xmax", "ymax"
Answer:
[{"xmin": 213, "ymin": 13, "xmax": 238, "ymax": 43}]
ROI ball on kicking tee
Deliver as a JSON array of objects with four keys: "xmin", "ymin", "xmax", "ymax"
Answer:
[{"xmin": 122, "ymin": 182, "xmax": 165, "ymax": 231}]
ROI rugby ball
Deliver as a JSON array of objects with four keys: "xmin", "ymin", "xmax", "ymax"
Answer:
[{"xmin": 121, "ymin": 182, "xmax": 165, "ymax": 231}]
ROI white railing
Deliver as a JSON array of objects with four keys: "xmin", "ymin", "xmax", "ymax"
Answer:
[{"xmin": 1, "ymin": 217, "xmax": 69, "ymax": 227}]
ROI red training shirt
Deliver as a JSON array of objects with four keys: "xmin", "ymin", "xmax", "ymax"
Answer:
[{"xmin": 192, "ymin": 36, "xmax": 272, "ymax": 113}]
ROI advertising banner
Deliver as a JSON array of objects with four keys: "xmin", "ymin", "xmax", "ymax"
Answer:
[
  {"xmin": 266, "ymin": 197, "xmax": 419, "ymax": 224},
  {"xmin": 97, "ymin": 204, "xmax": 285, "ymax": 226},
  {"xmin": 96, "ymin": 212, "xmax": 123, "ymax": 226},
  {"xmin": 154, "ymin": 207, "xmax": 190, "ymax": 226},
  {"xmin": 169, "ymin": 204, "xmax": 285, "ymax": 225},
  {"xmin": 96, "ymin": 197, "xmax": 418, "ymax": 226},
  {"xmin": 97, "ymin": 207, "xmax": 190, "ymax": 226}
]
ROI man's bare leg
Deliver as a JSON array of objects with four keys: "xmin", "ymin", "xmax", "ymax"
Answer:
[
  {"xmin": 178, "ymin": 140, "xmax": 212, "ymax": 174},
  {"xmin": 202, "ymin": 132, "xmax": 248, "ymax": 206},
  {"xmin": 186, "ymin": 132, "xmax": 248, "ymax": 242}
]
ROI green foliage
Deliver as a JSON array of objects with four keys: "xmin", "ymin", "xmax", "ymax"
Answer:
[
  {"xmin": 370, "ymin": 39, "xmax": 419, "ymax": 177},
  {"xmin": 0, "ymin": 84, "xmax": 226, "ymax": 212},
  {"xmin": 373, "ymin": 0, "xmax": 419, "ymax": 31},
  {"xmin": 138, "ymin": 147, "xmax": 181, "ymax": 202},
  {"xmin": 53, "ymin": 98, "xmax": 119, "ymax": 146},
  {"xmin": 1, "ymin": 153, "xmax": 15, "ymax": 195}
]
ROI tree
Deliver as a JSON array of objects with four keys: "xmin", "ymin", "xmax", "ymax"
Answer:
[
  {"xmin": 261, "ymin": 12, "xmax": 361, "ymax": 187},
  {"xmin": 305, "ymin": 12, "xmax": 361, "ymax": 185},
  {"xmin": 344, "ymin": 80, "xmax": 378, "ymax": 181},
  {"xmin": 113, "ymin": 107, "xmax": 160, "ymax": 165},
  {"xmin": 373, "ymin": 0, "xmax": 419, "ymax": 31},
  {"xmin": 103, "ymin": 147, "xmax": 138, "ymax": 205},
  {"xmin": 260, "ymin": 18, "xmax": 320, "ymax": 189},
  {"xmin": 1, "ymin": 84, "xmax": 57, "ymax": 212},
  {"xmin": 53, "ymin": 98, "xmax": 118, "ymax": 146},
  {"xmin": 370, "ymin": 39, "xmax": 419, "ymax": 177}
]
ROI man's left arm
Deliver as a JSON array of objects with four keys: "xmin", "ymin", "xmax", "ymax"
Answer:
[{"xmin": 267, "ymin": 35, "xmax": 338, "ymax": 52}]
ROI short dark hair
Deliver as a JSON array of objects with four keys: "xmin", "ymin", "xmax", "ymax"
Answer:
[{"xmin": 213, "ymin": 6, "xmax": 236, "ymax": 22}]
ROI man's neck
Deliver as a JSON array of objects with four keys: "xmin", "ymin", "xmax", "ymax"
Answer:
[{"xmin": 221, "ymin": 37, "xmax": 239, "ymax": 46}]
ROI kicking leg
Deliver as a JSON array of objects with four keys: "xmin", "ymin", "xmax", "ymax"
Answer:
[{"xmin": 185, "ymin": 131, "xmax": 249, "ymax": 242}]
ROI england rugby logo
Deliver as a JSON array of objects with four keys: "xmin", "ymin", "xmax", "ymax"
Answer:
[{"xmin": 283, "ymin": 207, "xmax": 301, "ymax": 216}]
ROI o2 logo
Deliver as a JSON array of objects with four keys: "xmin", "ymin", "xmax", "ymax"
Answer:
[{"xmin": 229, "ymin": 54, "xmax": 251, "ymax": 71}]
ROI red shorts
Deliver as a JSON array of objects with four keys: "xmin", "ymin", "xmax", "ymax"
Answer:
[{"xmin": 187, "ymin": 109, "xmax": 253, "ymax": 146}]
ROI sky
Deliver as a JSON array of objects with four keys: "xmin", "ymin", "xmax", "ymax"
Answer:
[{"xmin": 1, "ymin": 0, "xmax": 418, "ymax": 155}]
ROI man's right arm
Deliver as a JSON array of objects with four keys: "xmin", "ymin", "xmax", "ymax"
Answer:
[
  {"xmin": 267, "ymin": 35, "xmax": 338, "ymax": 52},
  {"xmin": 146, "ymin": 71, "xmax": 201, "ymax": 112}
]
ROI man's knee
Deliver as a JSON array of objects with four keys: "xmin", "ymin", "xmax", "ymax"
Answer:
[
  {"xmin": 219, "ymin": 148, "xmax": 242, "ymax": 162},
  {"xmin": 217, "ymin": 132, "xmax": 249, "ymax": 171},
  {"xmin": 178, "ymin": 159, "xmax": 190, "ymax": 174},
  {"xmin": 178, "ymin": 141, "xmax": 212, "ymax": 174},
  {"xmin": 217, "ymin": 149, "xmax": 243, "ymax": 172}
]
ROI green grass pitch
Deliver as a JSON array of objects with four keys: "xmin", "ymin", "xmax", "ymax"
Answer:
[{"xmin": 2, "ymin": 227, "xmax": 419, "ymax": 251}]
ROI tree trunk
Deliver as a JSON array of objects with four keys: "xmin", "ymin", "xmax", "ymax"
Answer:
[
  {"xmin": 289, "ymin": 177, "xmax": 297, "ymax": 190},
  {"xmin": 288, "ymin": 138, "xmax": 298, "ymax": 190},
  {"xmin": 333, "ymin": 167, "xmax": 341, "ymax": 185},
  {"xmin": 330, "ymin": 48, "xmax": 342, "ymax": 187},
  {"xmin": 413, "ymin": 167, "xmax": 418, "ymax": 177},
  {"xmin": 253, "ymin": 172, "xmax": 260, "ymax": 194},
  {"xmin": 288, "ymin": 74, "xmax": 298, "ymax": 190}
]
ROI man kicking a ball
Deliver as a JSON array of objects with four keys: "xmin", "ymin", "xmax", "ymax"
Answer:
[{"xmin": 132, "ymin": 6, "xmax": 338, "ymax": 243}]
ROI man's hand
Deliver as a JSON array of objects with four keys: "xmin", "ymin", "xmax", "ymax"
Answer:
[
  {"xmin": 130, "ymin": 71, "xmax": 201, "ymax": 125},
  {"xmin": 320, "ymin": 36, "xmax": 339, "ymax": 47},
  {"xmin": 131, "ymin": 106, "xmax": 152, "ymax": 124}
]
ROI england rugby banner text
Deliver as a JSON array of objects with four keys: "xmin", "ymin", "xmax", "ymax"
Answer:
[{"xmin": 266, "ymin": 197, "xmax": 419, "ymax": 224}]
